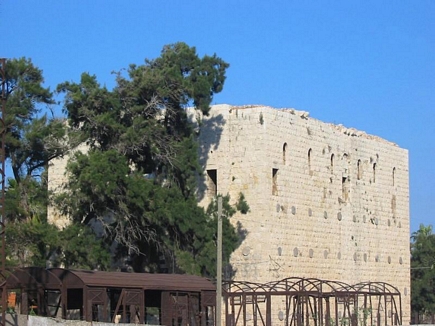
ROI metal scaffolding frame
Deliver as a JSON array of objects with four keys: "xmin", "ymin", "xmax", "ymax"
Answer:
[{"xmin": 223, "ymin": 277, "xmax": 402, "ymax": 326}]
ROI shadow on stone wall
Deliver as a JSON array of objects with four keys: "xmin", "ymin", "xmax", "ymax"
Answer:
[
  {"xmin": 193, "ymin": 110, "xmax": 248, "ymax": 280},
  {"xmin": 196, "ymin": 112, "xmax": 225, "ymax": 202}
]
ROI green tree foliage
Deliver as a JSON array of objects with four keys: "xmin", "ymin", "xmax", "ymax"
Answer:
[
  {"xmin": 6, "ymin": 215, "xmax": 59, "ymax": 267},
  {"xmin": 411, "ymin": 224, "xmax": 435, "ymax": 316},
  {"xmin": 3, "ymin": 58, "xmax": 64, "ymax": 182},
  {"xmin": 56, "ymin": 42, "xmax": 243, "ymax": 276},
  {"xmin": 3, "ymin": 58, "xmax": 65, "ymax": 224},
  {"xmin": 57, "ymin": 223, "xmax": 111, "ymax": 270},
  {"xmin": 2, "ymin": 58, "xmax": 108, "ymax": 268}
]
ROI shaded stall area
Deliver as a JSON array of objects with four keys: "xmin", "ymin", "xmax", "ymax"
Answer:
[
  {"xmin": 223, "ymin": 277, "xmax": 402, "ymax": 326},
  {"xmin": 0, "ymin": 267, "xmax": 216, "ymax": 325},
  {"xmin": 0, "ymin": 267, "xmax": 62, "ymax": 317},
  {"xmin": 48, "ymin": 268, "xmax": 216, "ymax": 325}
]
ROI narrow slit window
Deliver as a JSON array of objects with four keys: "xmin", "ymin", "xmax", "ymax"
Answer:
[
  {"xmin": 330, "ymin": 154, "xmax": 334, "ymax": 174},
  {"xmin": 272, "ymin": 168, "xmax": 278, "ymax": 195},
  {"xmin": 392, "ymin": 167, "xmax": 396, "ymax": 186},
  {"xmin": 206, "ymin": 169, "xmax": 217, "ymax": 196},
  {"xmin": 342, "ymin": 153, "xmax": 349, "ymax": 175},
  {"xmin": 373, "ymin": 163, "xmax": 376, "ymax": 183},
  {"xmin": 283, "ymin": 143, "xmax": 287, "ymax": 165},
  {"xmin": 308, "ymin": 149, "xmax": 312, "ymax": 175},
  {"xmin": 357, "ymin": 160, "xmax": 362, "ymax": 180},
  {"xmin": 342, "ymin": 176, "xmax": 350, "ymax": 202}
]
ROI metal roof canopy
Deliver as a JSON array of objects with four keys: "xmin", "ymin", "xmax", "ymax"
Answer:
[
  {"xmin": 47, "ymin": 268, "xmax": 217, "ymax": 324},
  {"xmin": 1, "ymin": 267, "xmax": 217, "ymax": 325},
  {"xmin": 2, "ymin": 267, "xmax": 62, "ymax": 290},
  {"xmin": 0, "ymin": 267, "xmax": 62, "ymax": 316},
  {"xmin": 48, "ymin": 267, "xmax": 215, "ymax": 291}
]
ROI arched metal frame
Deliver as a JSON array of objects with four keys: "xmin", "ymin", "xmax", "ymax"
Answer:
[
  {"xmin": 0, "ymin": 267, "xmax": 62, "ymax": 317},
  {"xmin": 223, "ymin": 278, "xmax": 402, "ymax": 326}
]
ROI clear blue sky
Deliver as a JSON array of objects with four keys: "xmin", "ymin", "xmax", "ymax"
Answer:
[{"xmin": 1, "ymin": 1, "xmax": 433, "ymax": 233}]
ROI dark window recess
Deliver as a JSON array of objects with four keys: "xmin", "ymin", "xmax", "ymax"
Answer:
[
  {"xmin": 342, "ymin": 176, "xmax": 350, "ymax": 202},
  {"xmin": 207, "ymin": 169, "xmax": 217, "ymax": 196},
  {"xmin": 330, "ymin": 154, "xmax": 334, "ymax": 174},
  {"xmin": 308, "ymin": 149, "xmax": 312, "ymax": 175},
  {"xmin": 272, "ymin": 168, "xmax": 278, "ymax": 195},
  {"xmin": 283, "ymin": 143, "xmax": 287, "ymax": 164},
  {"xmin": 373, "ymin": 163, "xmax": 376, "ymax": 183}
]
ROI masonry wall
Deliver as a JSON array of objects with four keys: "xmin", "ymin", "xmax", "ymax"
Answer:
[
  {"xmin": 48, "ymin": 143, "xmax": 88, "ymax": 229},
  {"xmin": 194, "ymin": 104, "xmax": 410, "ymax": 322},
  {"xmin": 47, "ymin": 104, "xmax": 411, "ymax": 323}
]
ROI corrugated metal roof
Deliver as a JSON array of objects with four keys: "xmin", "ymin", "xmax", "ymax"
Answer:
[
  {"xmin": 49, "ymin": 268, "xmax": 215, "ymax": 292},
  {"xmin": 4, "ymin": 267, "xmax": 61, "ymax": 290}
]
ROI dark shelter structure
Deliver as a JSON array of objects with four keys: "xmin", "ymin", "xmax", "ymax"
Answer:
[
  {"xmin": 1, "ymin": 267, "xmax": 216, "ymax": 325},
  {"xmin": 0, "ymin": 267, "xmax": 62, "ymax": 316},
  {"xmin": 0, "ymin": 269, "xmax": 402, "ymax": 326}
]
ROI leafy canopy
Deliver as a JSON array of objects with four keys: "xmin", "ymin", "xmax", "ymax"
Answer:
[
  {"xmin": 411, "ymin": 224, "xmax": 435, "ymax": 316},
  {"xmin": 56, "ymin": 42, "xmax": 244, "ymax": 276},
  {"xmin": 2, "ymin": 58, "xmax": 109, "ymax": 269}
]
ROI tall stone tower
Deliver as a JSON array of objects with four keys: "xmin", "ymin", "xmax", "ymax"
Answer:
[{"xmin": 192, "ymin": 105, "xmax": 410, "ymax": 322}]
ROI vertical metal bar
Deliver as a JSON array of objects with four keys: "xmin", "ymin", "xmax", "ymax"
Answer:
[
  {"xmin": 266, "ymin": 294, "xmax": 271, "ymax": 326},
  {"xmin": 216, "ymin": 196, "xmax": 222, "ymax": 326},
  {"xmin": 242, "ymin": 293, "xmax": 246, "ymax": 326},
  {"xmin": 0, "ymin": 57, "xmax": 7, "ymax": 326},
  {"xmin": 224, "ymin": 294, "xmax": 229, "ymax": 326}
]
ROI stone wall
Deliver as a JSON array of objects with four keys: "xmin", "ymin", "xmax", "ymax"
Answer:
[
  {"xmin": 47, "ymin": 142, "xmax": 88, "ymax": 229},
  {"xmin": 192, "ymin": 104, "xmax": 410, "ymax": 323},
  {"xmin": 47, "ymin": 104, "xmax": 411, "ymax": 323}
]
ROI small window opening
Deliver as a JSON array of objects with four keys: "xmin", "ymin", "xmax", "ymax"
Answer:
[
  {"xmin": 357, "ymin": 160, "xmax": 362, "ymax": 180},
  {"xmin": 342, "ymin": 153, "xmax": 349, "ymax": 174},
  {"xmin": 330, "ymin": 154, "xmax": 334, "ymax": 174},
  {"xmin": 342, "ymin": 176, "xmax": 350, "ymax": 202},
  {"xmin": 392, "ymin": 167, "xmax": 396, "ymax": 186},
  {"xmin": 282, "ymin": 143, "xmax": 287, "ymax": 165},
  {"xmin": 373, "ymin": 163, "xmax": 376, "ymax": 183},
  {"xmin": 206, "ymin": 169, "xmax": 217, "ymax": 196},
  {"xmin": 272, "ymin": 168, "xmax": 278, "ymax": 195},
  {"xmin": 391, "ymin": 195, "xmax": 397, "ymax": 217},
  {"xmin": 308, "ymin": 149, "xmax": 312, "ymax": 175}
]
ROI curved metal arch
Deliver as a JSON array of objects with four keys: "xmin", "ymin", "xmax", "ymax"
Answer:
[
  {"xmin": 4, "ymin": 268, "xmax": 40, "ymax": 290},
  {"xmin": 264, "ymin": 277, "xmax": 356, "ymax": 295},
  {"xmin": 224, "ymin": 280, "xmax": 269, "ymax": 293},
  {"xmin": 223, "ymin": 277, "xmax": 403, "ymax": 326},
  {"xmin": 265, "ymin": 277, "xmax": 324, "ymax": 293},
  {"xmin": 352, "ymin": 281, "xmax": 401, "ymax": 294},
  {"xmin": 19, "ymin": 267, "xmax": 62, "ymax": 290}
]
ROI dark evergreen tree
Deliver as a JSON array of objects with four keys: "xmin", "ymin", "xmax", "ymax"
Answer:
[
  {"xmin": 56, "ymin": 42, "xmax": 246, "ymax": 276},
  {"xmin": 411, "ymin": 224, "xmax": 435, "ymax": 319},
  {"xmin": 2, "ymin": 58, "xmax": 109, "ymax": 269}
]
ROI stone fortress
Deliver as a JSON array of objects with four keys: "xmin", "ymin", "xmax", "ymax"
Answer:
[
  {"xmin": 48, "ymin": 104, "xmax": 410, "ymax": 322},
  {"xmin": 191, "ymin": 104, "xmax": 410, "ymax": 321}
]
